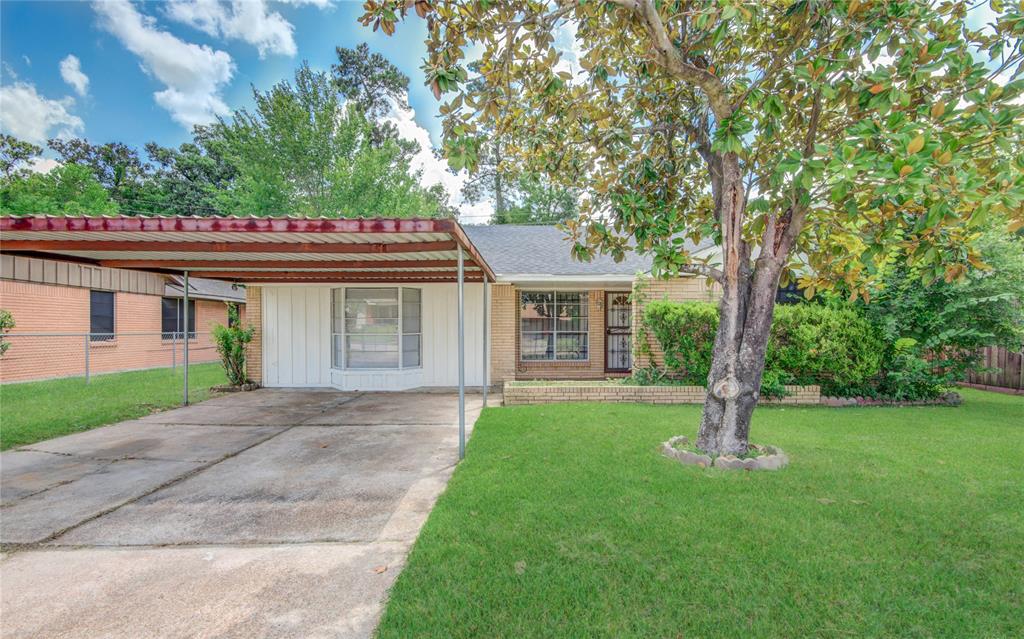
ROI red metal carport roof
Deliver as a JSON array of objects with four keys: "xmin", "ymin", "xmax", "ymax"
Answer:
[{"xmin": 0, "ymin": 216, "xmax": 494, "ymax": 284}]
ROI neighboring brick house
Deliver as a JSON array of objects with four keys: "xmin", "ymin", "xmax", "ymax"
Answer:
[
  {"xmin": 0, "ymin": 255, "xmax": 245, "ymax": 383},
  {"xmin": 463, "ymin": 226, "xmax": 721, "ymax": 384}
]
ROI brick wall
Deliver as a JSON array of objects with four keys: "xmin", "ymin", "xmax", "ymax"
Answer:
[
  {"xmin": 632, "ymin": 275, "xmax": 722, "ymax": 370},
  {"xmin": 514, "ymin": 289, "xmax": 618, "ymax": 380},
  {"xmin": 0, "ymin": 280, "xmax": 233, "ymax": 383},
  {"xmin": 488, "ymin": 277, "xmax": 718, "ymax": 382},
  {"xmin": 245, "ymin": 285, "xmax": 263, "ymax": 384},
  {"xmin": 504, "ymin": 382, "xmax": 821, "ymax": 406},
  {"xmin": 488, "ymin": 285, "xmax": 628, "ymax": 381},
  {"xmin": 489, "ymin": 283, "xmax": 517, "ymax": 383}
]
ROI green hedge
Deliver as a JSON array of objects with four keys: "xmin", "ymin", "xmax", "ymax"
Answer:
[{"xmin": 641, "ymin": 301, "xmax": 884, "ymax": 397}]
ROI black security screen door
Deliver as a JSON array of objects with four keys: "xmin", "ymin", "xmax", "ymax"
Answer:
[{"xmin": 605, "ymin": 292, "xmax": 632, "ymax": 372}]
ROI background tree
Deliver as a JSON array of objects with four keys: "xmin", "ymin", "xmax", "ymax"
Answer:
[
  {"xmin": 1, "ymin": 163, "xmax": 118, "ymax": 215},
  {"xmin": 334, "ymin": 42, "xmax": 411, "ymax": 119},
  {"xmin": 47, "ymin": 138, "xmax": 154, "ymax": 213},
  {"xmin": 489, "ymin": 173, "xmax": 579, "ymax": 224},
  {"xmin": 456, "ymin": 61, "xmax": 579, "ymax": 224},
  {"xmin": 363, "ymin": 0, "xmax": 1024, "ymax": 455},
  {"xmin": 215, "ymin": 63, "xmax": 447, "ymax": 218},
  {"xmin": 144, "ymin": 125, "xmax": 238, "ymax": 217},
  {"xmin": 333, "ymin": 43, "xmax": 419, "ymax": 156},
  {"xmin": 0, "ymin": 135, "xmax": 42, "ymax": 179}
]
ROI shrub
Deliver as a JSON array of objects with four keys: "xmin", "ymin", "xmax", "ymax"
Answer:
[
  {"xmin": 0, "ymin": 309, "xmax": 14, "ymax": 357},
  {"xmin": 858, "ymin": 228, "xmax": 1024, "ymax": 397},
  {"xmin": 640, "ymin": 301, "xmax": 884, "ymax": 397},
  {"xmin": 211, "ymin": 322, "xmax": 254, "ymax": 387},
  {"xmin": 875, "ymin": 338, "xmax": 951, "ymax": 401},
  {"xmin": 766, "ymin": 304, "xmax": 884, "ymax": 397},
  {"xmin": 643, "ymin": 300, "xmax": 718, "ymax": 383}
]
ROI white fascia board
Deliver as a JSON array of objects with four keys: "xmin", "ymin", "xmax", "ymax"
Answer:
[{"xmin": 496, "ymin": 273, "xmax": 639, "ymax": 286}]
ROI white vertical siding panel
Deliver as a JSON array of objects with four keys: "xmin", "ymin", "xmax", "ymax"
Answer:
[
  {"xmin": 263, "ymin": 288, "xmax": 278, "ymax": 386},
  {"xmin": 262, "ymin": 286, "xmax": 331, "ymax": 387},
  {"xmin": 420, "ymin": 282, "xmax": 483, "ymax": 387},
  {"xmin": 320, "ymin": 287, "xmax": 331, "ymax": 385},
  {"xmin": 262, "ymin": 283, "xmax": 483, "ymax": 389},
  {"xmin": 285, "ymin": 288, "xmax": 294, "ymax": 385}
]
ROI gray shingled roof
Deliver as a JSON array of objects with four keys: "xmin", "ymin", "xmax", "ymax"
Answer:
[
  {"xmin": 464, "ymin": 225, "xmax": 651, "ymax": 276},
  {"xmin": 165, "ymin": 275, "xmax": 246, "ymax": 303},
  {"xmin": 464, "ymin": 225, "xmax": 715, "ymax": 277}
]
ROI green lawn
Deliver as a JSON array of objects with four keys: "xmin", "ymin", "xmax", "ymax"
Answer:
[
  {"xmin": 0, "ymin": 363, "xmax": 227, "ymax": 450},
  {"xmin": 378, "ymin": 389, "xmax": 1024, "ymax": 638}
]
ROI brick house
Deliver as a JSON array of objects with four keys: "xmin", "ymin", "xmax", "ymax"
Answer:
[
  {"xmin": 0, "ymin": 254, "xmax": 245, "ymax": 383},
  {"xmin": 463, "ymin": 225, "xmax": 722, "ymax": 384},
  {"xmin": 0, "ymin": 216, "xmax": 719, "ymax": 391}
]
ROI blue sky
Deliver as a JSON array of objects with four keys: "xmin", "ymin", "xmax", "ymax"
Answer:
[
  {"xmin": 0, "ymin": 0, "xmax": 494, "ymax": 217},
  {"xmin": 0, "ymin": 1, "xmax": 443, "ymax": 147}
]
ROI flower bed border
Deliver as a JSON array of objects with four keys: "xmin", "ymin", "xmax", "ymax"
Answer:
[
  {"xmin": 820, "ymin": 392, "xmax": 961, "ymax": 407},
  {"xmin": 661, "ymin": 436, "xmax": 789, "ymax": 471},
  {"xmin": 503, "ymin": 382, "xmax": 820, "ymax": 406},
  {"xmin": 210, "ymin": 382, "xmax": 261, "ymax": 393}
]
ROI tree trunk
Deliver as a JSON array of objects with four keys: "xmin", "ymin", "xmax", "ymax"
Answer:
[
  {"xmin": 695, "ymin": 260, "xmax": 784, "ymax": 455},
  {"xmin": 694, "ymin": 156, "xmax": 786, "ymax": 456}
]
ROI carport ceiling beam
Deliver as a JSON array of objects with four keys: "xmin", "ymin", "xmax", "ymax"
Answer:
[
  {"xmin": 185, "ymin": 270, "xmax": 480, "ymax": 279},
  {"xmin": 0, "ymin": 240, "xmax": 458, "ymax": 254},
  {"xmin": 97, "ymin": 259, "xmax": 475, "ymax": 269},
  {"xmin": 213, "ymin": 275, "xmax": 485, "ymax": 283}
]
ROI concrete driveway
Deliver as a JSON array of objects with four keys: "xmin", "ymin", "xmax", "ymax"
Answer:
[{"xmin": 0, "ymin": 389, "xmax": 486, "ymax": 638}]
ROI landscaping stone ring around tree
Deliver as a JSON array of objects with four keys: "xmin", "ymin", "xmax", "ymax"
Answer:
[{"xmin": 661, "ymin": 436, "xmax": 789, "ymax": 471}]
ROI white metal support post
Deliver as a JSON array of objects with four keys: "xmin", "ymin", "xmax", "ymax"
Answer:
[
  {"xmin": 457, "ymin": 246, "xmax": 466, "ymax": 459},
  {"xmin": 183, "ymin": 270, "xmax": 190, "ymax": 407},
  {"xmin": 482, "ymin": 279, "xmax": 489, "ymax": 407}
]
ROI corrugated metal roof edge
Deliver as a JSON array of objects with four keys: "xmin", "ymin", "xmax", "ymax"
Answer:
[{"xmin": 0, "ymin": 215, "xmax": 498, "ymax": 283}]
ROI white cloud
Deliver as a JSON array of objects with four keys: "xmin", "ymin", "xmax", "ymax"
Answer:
[
  {"xmin": 0, "ymin": 82, "xmax": 83, "ymax": 144},
  {"xmin": 276, "ymin": 0, "xmax": 332, "ymax": 7},
  {"xmin": 59, "ymin": 55, "xmax": 90, "ymax": 97},
  {"xmin": 93, "ymin": 0, "xmax": 234, "ymax": 129},
  {"xmin": 552, "ymin": 17, "xmax": 584, "ymax": 77},
  {"xmin": 384, "ymin": 98, "xmax": 494, "ymax": 222},
  {"xmin": 29, "ymin": 157, "xmax": 61, "ymax": 174},
  {"xmin": 165, "ymin": 0, "xmax": 297, "ymax": 58}
]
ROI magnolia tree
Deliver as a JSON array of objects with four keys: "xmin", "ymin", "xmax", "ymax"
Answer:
[{"xmin": 362, "ymin": 0, "xmax": 1024, "ymax": 454}]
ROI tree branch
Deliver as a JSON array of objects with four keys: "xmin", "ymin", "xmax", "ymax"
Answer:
[
  {"xmin": 677, "ymin": 263, "xmax": 725, "ymax": 283},
  {"xmin": 732, "ymin": 6, "xmax": 815, "ymax": 111},
  {"xmin": 607, "ymin": 0, "xmax": 733, "ymax": 120},
  {"xmin": 774, "ymin": 86, "xmax": 823, "ymax": 258}
]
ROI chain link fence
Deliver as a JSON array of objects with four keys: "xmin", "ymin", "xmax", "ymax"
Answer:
[{"xmin": 0, "ymin": 332, "xmax": 220, "ymax": 384}]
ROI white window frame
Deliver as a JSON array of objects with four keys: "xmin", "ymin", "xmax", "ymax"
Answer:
[
  {"xmin": 331, "ymin": 287, "xmax": 422, "ymax": 371},
  {"xmin": 519, "ymin": 289, "xmax": 590, "ymax": 362}
]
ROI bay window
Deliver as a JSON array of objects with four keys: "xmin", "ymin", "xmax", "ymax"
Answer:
[
  {"xmin": 332, "ymin": 287, "xmax": 421, "ymax": 370},
  {"xmin": 520, "ymin": 291, "xmax": 589, "ymax": 361}
]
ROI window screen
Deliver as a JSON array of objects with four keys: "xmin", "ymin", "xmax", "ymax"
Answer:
[
  {"xmin": 90, "ymin": 290, "xmax": 115, "ymax": 341},
  {"xmin": 160, "ymin": 298, "xmax": 195, "ymax": 339}
]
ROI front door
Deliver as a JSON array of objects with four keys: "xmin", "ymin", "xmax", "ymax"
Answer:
[{"xmin": 605, "ymin": 292, "xmax": 632, "ymax": 372}]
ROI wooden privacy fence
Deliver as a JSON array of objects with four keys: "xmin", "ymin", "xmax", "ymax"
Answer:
[{"xmin": 965, "ymin": 346, "xmax": 1024, "ymax": 391}]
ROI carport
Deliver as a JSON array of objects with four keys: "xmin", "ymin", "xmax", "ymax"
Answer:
[{"xmin": 0, "ymin": 215, "xmax": 497, "ymax": 458}]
